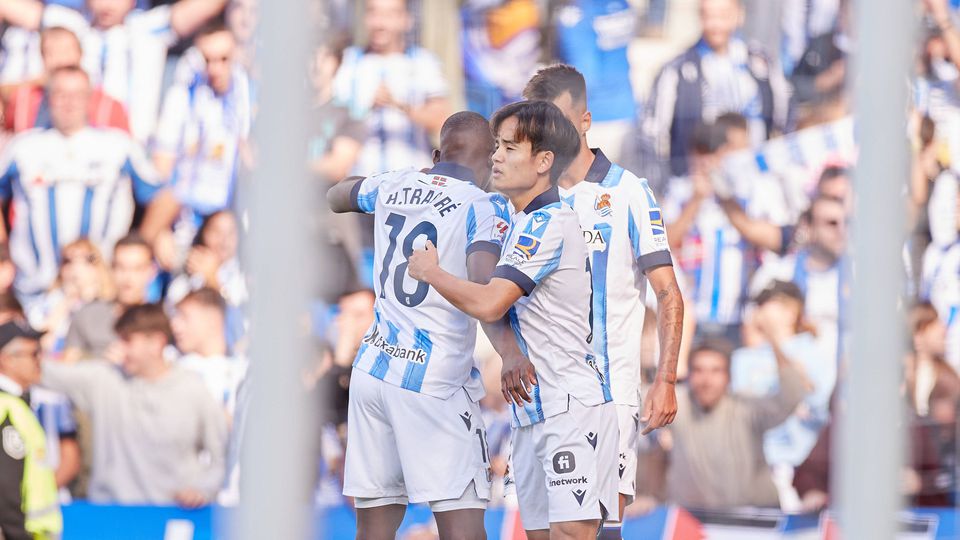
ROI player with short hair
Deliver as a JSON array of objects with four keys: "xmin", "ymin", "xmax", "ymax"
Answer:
[
  {"xmin": 326, "ymin": 111, "xmax": 516, "ymax": 540},
  {"xmin": 408, "ymin": 100, "xmax": 618, "ymax": 540},
  {"xmin": 523, "ymin": 64, "xmax": 683, "ymax": 538}
]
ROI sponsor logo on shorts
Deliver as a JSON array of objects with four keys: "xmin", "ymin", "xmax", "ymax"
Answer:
[
  {"xmin": 549, "ymin": 475, "xmax": 588, "ymax": 487},
  {"xmin": 572, "ymin": 489, "xmax": 587, "ymax": 506},
  {"xmin": 552, "ymin": 451, "xmax": 576, "ymax": 474},
  {"xmin": 362, "ymin": 327, "xmax": 428, "ymax": 364},
  {"xmin": 585, "ymin": 432, "xmax": 598, "ymax": 450},
  {"xmin": 460, "ymin": 411, "xmax": 472, "ymax": 430}
]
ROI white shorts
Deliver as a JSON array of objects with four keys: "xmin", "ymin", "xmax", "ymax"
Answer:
[
  {"xmin": 344, "ymin": 368, "xmax": 492, "ymax": 505},
  {"xmin": 511, "ymin": 398, "xmax": 618, "ymax": 531},
  {"xmin": 616, "ymin": 404, "xmax": 641, "ymax": 504}
]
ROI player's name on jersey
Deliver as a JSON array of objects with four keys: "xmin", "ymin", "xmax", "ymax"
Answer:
[
  {"xmin": 362, "ymin": 326, "xmax": 428, "ymax": 364},
  {"xmin": 383, "ymin": 177, "xmax": 462, "ymax": 217}
]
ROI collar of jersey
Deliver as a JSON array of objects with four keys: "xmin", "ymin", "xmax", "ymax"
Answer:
[
  {"xmin": 523, "ymin": 186, "xmax": 561, "ymax": 214},
  {"xmin": 584, "ymin": 148, "xmax": 612, "ymax": 183},
  {"xmin": 426, "ymin": 162, "xmax": 477, "ymax": 185}
]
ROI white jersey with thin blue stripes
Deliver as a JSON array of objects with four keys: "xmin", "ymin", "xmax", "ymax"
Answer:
[
  {"xmin": 0, "ymin": 127, "xmax": 163, "ymax": 297},
  {"xmin": 559, "ymin": 150, "xmax": 673, "ymax": 406},
  {"xmin": 350, "ymin": 162, "xmax": 511, "ymax": 400},
  {"xmin": 492, "ymin": 187, "xmax": 610, "ymax": 428}
]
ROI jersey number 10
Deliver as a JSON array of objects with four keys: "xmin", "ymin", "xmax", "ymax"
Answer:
[{"xmin": 379, "ymin": 212, "xmax": 439, "ymax": 308}]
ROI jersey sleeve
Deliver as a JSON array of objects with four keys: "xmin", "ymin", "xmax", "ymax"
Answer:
[
  {"xmin": 626, "ymin": 178, "xmax": 673, "ymax": 273},
  {"xmin": 154, "ymin": 81, "xmax": 189, "ymax": 155},
  {"xmin": 465, "ymin": 193, "xmax": 511, "ymax": 256},
  {"xmin": 347, "ymin": 170, "xmax": 399, "ymax": 214},
  {"xmin": 492, "ymin": 210, "xmax": 564, "ymax": 296}
]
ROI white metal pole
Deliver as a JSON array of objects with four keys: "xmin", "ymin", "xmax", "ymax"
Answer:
[
  {"xmin": 238, "ymin": 0, "xmax": 317, "ymax": 538},
  {"xmin": 837, "ymin": 0, "xmax": 915, "ymax": 537}
]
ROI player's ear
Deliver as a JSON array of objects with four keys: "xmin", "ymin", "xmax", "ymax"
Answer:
[
  {"xmin": 537, "ymin": 151, "xmax": 555, "ymax": 176},
  {"xmin": 582, "ymin": 110, "xmax": 592, "ymax": 135},
  {"xmin": 432, "ymin": 149, "xmax": 441, "ymax": 165}
]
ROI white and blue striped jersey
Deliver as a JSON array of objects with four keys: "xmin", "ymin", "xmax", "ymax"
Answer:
[
  {"xmin": 559, "ymin": 150, "xmax": 673, "ymax": 406},
  {"xmin": 350, "ymin": 162, "xmax": 512, "ymax": 400},
  {"xmin": 154, "ymin": 62, "xmax": 252, "ymax": 217},
  {"xmin": 0, "ymin": 127, "xmax": 163, "ymax": 297},
  {"xmin": 923, "ymin": 241, "xmax": 960, "ymax": 369},
  {"xmin": 664, "ymin": 174, "xmax": 789, "ymax": 325},
  {"xmin": 41, "ymin": 5, "xmax": 177, "ymax": 143},
  {"xmin": 492, "ymin": 187, "xmax": 611, "ymax": 427}
]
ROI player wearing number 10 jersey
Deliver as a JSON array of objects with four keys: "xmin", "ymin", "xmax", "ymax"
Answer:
[{"xmin": 326, "ymin": 112, "xmax": 512, "ymax": 539}]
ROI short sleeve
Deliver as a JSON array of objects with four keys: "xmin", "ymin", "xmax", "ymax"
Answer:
[
  {"xmin": 493, "ymin": 211, "xmax": 564, "ymax": 296},
  {"xmin": 348, "ymin": 170, "xmax": 398, "ymax": 214},
  {"xmin": 626, "ymin": 178, "xmax": 673, "ymax": 273},
  {"xmin": 465, "ymin": 193, "xmax": 511, "ymax": 256},
  {"xmin": 127, "ymin": 6, "xmax": 176, "ymax": 48}
]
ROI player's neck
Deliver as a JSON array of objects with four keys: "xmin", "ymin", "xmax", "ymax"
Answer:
[
  {"xmin": 558, "ymin": 142, "xmax": 596, "ymax": 189},
  {"xmin": 509, "ymin": 178, "xmax": 554, "ymax": 214}
]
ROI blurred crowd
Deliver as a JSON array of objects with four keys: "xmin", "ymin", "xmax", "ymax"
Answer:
[{"xmin": 0, "ymin": 0, "xmax": 956, "ymax": 533}]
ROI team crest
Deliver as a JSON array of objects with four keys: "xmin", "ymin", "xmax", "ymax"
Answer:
[
  {"xmin": 594, "ymin": 193, "xmax": 613, "ymax": 217},
  {"xmin": 512, "ymin": 234, "xmax": 541, "ymax": 260},
  {"xmin": 648, "ymin": 209, "xmax": 665, "ymax": 235},
  {"xmin": 430, "ymin": 176, "xmax": 447, "ymax": 187}
]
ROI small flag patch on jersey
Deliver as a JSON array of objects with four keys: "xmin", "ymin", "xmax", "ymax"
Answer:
[
  {"xmin": 649, "ymin": 209, "xmax": 665, "ymax": 235},
  {"xmin": 513, "ymin": 234, "xmax": 541, "ymax": 260},
  {"xmin": 594, "ymin": 193, "xmax": 612, "ymax": 217},
  {"xmin": 431, "ymin": 176, "xmax": 447, "ymax": 187}
]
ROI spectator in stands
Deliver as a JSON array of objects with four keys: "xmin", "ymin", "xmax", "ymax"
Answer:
[
  {"xmin": 644, "ymin": 0, "xmax": 789, "ymax": 177},
  {"xmin": 171, "ymin": 288, "xmax": 246, "ymax": 420},
  {"xmin": 780, "ymin": 0, "xmax": 842, "ymax": 77},
  {"xmin": 915, "ymin": 0, "xmax": 960, "ymax": 158},
  {"xmin": 0, "ymin": 318, "xmax": 81, "ymax": 499},
  {"xmin": 332, "ymin": 0, "xmax": 452, "ymax": 176},
  {"xmin": 787, "ymin": 0, "xmax": 849, "ymax": 107},
  {"xmin": 26, "ymin": 240, "xmax": 114, "ymax": 356},
  {"xmin": 42, "ymin": 303, "xmax": 227, "ymax": 506},
  {"xmin": 0, "ymin": 66, "xmax": 169, "ymax": 300},
  {"xmin": 553, "ymin": 0, "xmax": 636, "ymax": 161},
  {"xmin": 664, "ymin": 115, "xmax": 790, "ymax": 344},
  {"xmin": 3, "ymin": 26, "xmax": 128, "ymax": 134},
  {"xmin": 730, "ymin": 281, "xmax": 833, "ymax": 511},
  {"xmin": 166, "ymin": 210, "xmax": 245, "ymax": 308},
  {"xmin": 0, "ymin": 0, "xmax": 228, "ymax": 143},
  {"xmin": 225, "ymin": 0, "xmax": 257, "ymax": 73},
  {"xmin": 665, "ymin": 338, "xmax": 808, "ymax": 510},
  {"xmin": 64, "ymin": 234, "xmax": 155, "ymax": 362},
  {"xmin": 906, "ymin": 302, "xmax": 960, "ymax": 418},
  {"xmin": 153, "ymin": 22, "xmax": 252, "ymax": 266},
  {"xmin": 751, "ymin": 196, "xmax": 850, "ymax": 359}
]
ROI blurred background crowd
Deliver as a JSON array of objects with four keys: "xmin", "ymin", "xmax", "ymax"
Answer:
[{"xmin": 0, "ymin": 0, "xmax": 956, "ymax": 530}]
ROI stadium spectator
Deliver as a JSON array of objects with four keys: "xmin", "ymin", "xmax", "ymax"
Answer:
[
  {"xmin": 730, "ymin": 281, "xmax": 834, "ymax": 511},
  {"xmin": 553, "ymin": 0, "xmax": 637, "ymax": 162},
  {"xmin": 915, "ymin": 0, "xmax": 960, "ymax": 166},
  {"xmin": 309, "ymin": 37, "xmax": 366, "ymax": 184},
  {"xmin": 906, "ymin": 302, "xmax": 960, "ymax": 418},
  {"xmin": 25, "ymin": 239, "xmax": 114, "ymax": 355},
  {"xmin": 780, "ymin": 0, "xmax": 841, "ymax": 77},
  {"xmin": 664, "ymin": 338, "xmax": 808, "ymax": 510},
  {"xmin": 461, "ymin": 0, "xmax": 541, "ymax": 119},
  {"xmin": 787, "ymin": 0, "xmax": 849, "ymax": 108},
  {"xmin": 664, "ymin": 115, "xmax": 790, "ymax": 344},
  {"xmin": 332, "ymin": 0, "xmax": 452, "ymax": 176},
  {"xmin": 0, "ymin": 318, "xmax": 80, "ymax": 499},
  {"xmin": 42, "ymin": 303, "xmax": 227, "ymax": 506},
  {"xmin": 3, "ymin": 26, "xmax": 128, "ymax": 134},
  {"xmin": 751, "ymin": 196, "xmax": 850, "ymax": 360},
  {"xmin": 0, "ymin": 66, "xmax": 168, "ymax": 300},
  {"xmin": 64, "ymin": 233, "xmax": 155, "ymax": 362},
  {"xmin": 0, "ymin": 0, "xmax": 228, "ymax": 143},
  {"xmin": 644, "ymin": 0, "xmax": 789, "ymax": 177},
  {"xmin": 171, "ymin": 287, "xmax": 246, "ymax": 419},
  {"xmin": 153, "ymin": 22, "xmax": 252, "ymax": 265},
  {"xmin": 0, "ymin": 320, "xmax": 61, "ymax": 539}
]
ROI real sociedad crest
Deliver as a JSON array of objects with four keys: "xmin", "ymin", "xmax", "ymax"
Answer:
[{"xmin": 594, "ymin": 193, "xmax": 613, "ymax": 217}]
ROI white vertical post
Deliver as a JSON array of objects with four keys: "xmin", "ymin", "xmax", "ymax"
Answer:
[
  {"xmin": 238, "ymin": 0, "xmax": 317, "ymax": 538},
  {"xmin": 838, "ymin": 0, "xmax": 915, "ymax": 538}
]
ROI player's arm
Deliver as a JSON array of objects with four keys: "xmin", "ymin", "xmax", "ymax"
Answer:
[
  {"xmin": 717, "ymin": 197, "xmax": 789, "ymax": 254},
  {"xmin": 169, "ymin": 0, "xmax": 229, "ymax": 38},
  {"xmin": 325, "ymin": 176, "xmax": 368, "ymax": 213},
  {"xmin": 409, "ymin": 241, "xmax": 522, "ymax": 323},
  {"xmin": 0, "ymin": 0, "xmax": 44, "ymax": 30},
  {"xmin": 642, "ymin": 266, "xmax": 683, "ymax": 435},
  {"xmin": 467, "ymin": 250, "xmax": 537, "ymax": 405}
]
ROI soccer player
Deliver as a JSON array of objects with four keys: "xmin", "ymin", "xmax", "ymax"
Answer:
[
  {"xmin": 522, "ymin": 64, "xmax": 683, "ymax": 537},
  {"xmin": 325, "ymin": 111, "xmax": 514, "ymax": 540},
  {"xmin": 408, "ymin": 100, "xmax": 618, "ymax": 540}
]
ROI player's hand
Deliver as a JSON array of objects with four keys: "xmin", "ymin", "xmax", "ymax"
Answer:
[
  {"xmin": 640, "ymin": 378, "xmax": 677, "ymax": 435},
  {"xmin": 500, "ymin": 352, "xmax": 537, "ymax": 405},
  {"xmin": 407, "ymin": 240, "xmax": 439, "ymax": 282}
]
